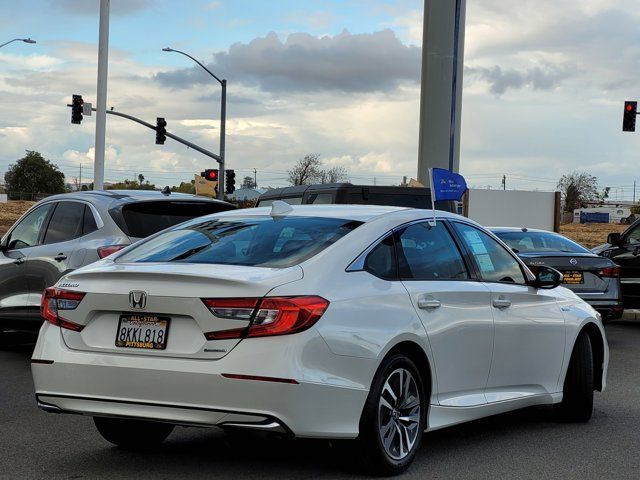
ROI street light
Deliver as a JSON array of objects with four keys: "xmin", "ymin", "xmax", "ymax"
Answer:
[
  {"xmin": 163, "ymin": 46, "xmax": 226, "ymax": 200},
  {"xmin": 0, "ymin": 38, "xmax": 36, "ymax": 49}
]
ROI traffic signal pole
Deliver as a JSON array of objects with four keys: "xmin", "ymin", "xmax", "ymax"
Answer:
[
  {"xmin": 218, "ymin": 79, "xmax": 226, "ymax": 200},
  {"xmin": 94, "ymin": 0, "xmax": 110, "ymax": 190}
]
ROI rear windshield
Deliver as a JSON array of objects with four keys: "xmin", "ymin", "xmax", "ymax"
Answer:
[
  {"xmin": 494, "ymin": 231, "xmax": 589, "ymax": 254},
  {"xmin": 113, "ymin": 201, "xmax": 234, "ymax": 238},
  {"xmin": 116, "ymin": 215, "xmax": 362, "ymax": 268}
]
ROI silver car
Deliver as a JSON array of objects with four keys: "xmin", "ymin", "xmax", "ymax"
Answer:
[{"xmin": 0, "ymin": 190, "xmax": 234, "ymax": 333}]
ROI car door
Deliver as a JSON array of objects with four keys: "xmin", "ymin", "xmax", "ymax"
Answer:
[
  {"xmin": 0, "ymin": 203, "xmax": 54, "ymax": 315},
  {"xmin": 397, "ymin": 221, "xmax": 494, "ymax": 407},
  {"xmin": 451, "ymin": 221, "xmax": 566, "ymax": 401},
  {"xmin": 23, "ymin": 201, "xmax": 85, "ymax": 303},
  {"xmin": 608, "ymin": 223, "xmax": 640, "ymax": 308}
]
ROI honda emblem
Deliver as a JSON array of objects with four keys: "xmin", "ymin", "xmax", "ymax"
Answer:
[{"xmin": 129, "ymin": 291, "xmax": 147, "ymax": 309}]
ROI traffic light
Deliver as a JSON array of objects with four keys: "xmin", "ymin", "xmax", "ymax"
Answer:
[
  {"xmin": 623, "ymin": 101, "xmax": 637, "ymax": 132},
  {"xmin": 225, "ymin": 169, "xmax": 236, "ymax": 194},
  {"xmin": 201, "ymin": 169, "xmax": 218, "ymax": 182},
  {"xmin": 156, "ymin": 117, "xmax": 167, "ymax": 144},
  {"xmin": 71, "ymin": 94, "xmax": 83, "ymax": 124}
]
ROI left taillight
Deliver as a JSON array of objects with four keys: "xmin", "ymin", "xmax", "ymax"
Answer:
[
  {"xmin": 202, "ymin": 296, "xmax": 329, "ymax": 340},
  {"xmin": 97, "ymin": 244, "xmax": 127, "ymax": 259},
  {"xmin": 41, "ymin": 288, "xmax": 86, "ymax": 331}
]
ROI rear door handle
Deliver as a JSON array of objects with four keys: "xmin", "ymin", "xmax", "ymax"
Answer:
[
  {"xmin": 493, "ymin": 297, "xmax": 512, "ymax": 309},
  {"xmin": 54, "ymin": 254, "xmax": 67, "ymax": 262},
  {"xmin": 417, "ymin": 296, "xmax": 441, "ymax": 310}
]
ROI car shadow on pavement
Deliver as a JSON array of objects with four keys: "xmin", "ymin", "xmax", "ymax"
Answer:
[{"xmin": 0, "ymin": 331, "xmax": 36, "ymax": 353}]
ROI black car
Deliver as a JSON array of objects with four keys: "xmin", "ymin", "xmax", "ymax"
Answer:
[
  {"xmin": 593, "ymin": 219, "xmax": 640, "ymax": 309},
  {"xmin": 493, "ymin": 227, "xmax": 623, "ymax": 321}
]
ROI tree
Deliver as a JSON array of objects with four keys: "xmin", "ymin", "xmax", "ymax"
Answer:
[
  {"xmin": 4, "ymin": 151, "xmax": 66, "ymax": 197},
  {"xmin": 241, "ymin": 176, "xmax": 256, "ymax": 189},
  {"xmin": 557, "ymin": 172, "xmax": 601, "ymax": 213},
  {"xmin": 287, "ymin": 154, "xmax": 349, "ymax": 185},
  {"xmin": 107, "ymin": 179, "xmax": 156, "ymax": 191},
  {"xmin": 138, "ymin": 174, "xmax": 145, "ymax": 185},
  {"xmin": 171, "ymin": 180, "xmax": 196, "ymax": 194}
]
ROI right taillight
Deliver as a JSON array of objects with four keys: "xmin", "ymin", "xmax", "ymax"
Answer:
[
  {"xmin": 41, "ymin": 287, "xmax": 86, "ymax": 331},
  {"xmin": 97, "ymin": 245, "xmax": 128, "ymax": 259},
  {"xmin": 600, "ymin": 266, "xmax": 621, "ymax": 278},
  {"xmin": 202, "ymin": 296, "xmax": 329, "ymax": 340}
]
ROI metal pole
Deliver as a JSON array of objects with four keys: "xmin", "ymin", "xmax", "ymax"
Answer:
[
  {"xmin": 254, "ymin": 168, "xmax": 257, "ymax": 188},
  {"xmin": 217, "ymin": 80, "xmax": 226, "ymax": 200},
  {"xmin": 94, "ymin": 0, "xmax": 110, "ymax": 190},
  {"xmin": 634, "ymin": 180, "xmax": 636, "ymax": 204},
  {"xmin": 0, "ymin": 38, "xmax": 36, "ymax": 49},
  {"xmin": 79, "ymin": 163, "xmax": 82, "ymax": 191}
]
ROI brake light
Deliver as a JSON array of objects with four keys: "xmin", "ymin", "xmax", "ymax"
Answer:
[
  {"xmin": 203, "ymin": 296, "xmax": 329, "ymax": 340},
  {"xmin": 41, "ymin": 288, "xmax": 86, "ymax": 331},
  {"xmin": 600, "ymin": 266, "xmax": 621, "ymax": 278},
  {"xmin": 97, "ymin": 245, "xmax": 127, "ymax": 259}
]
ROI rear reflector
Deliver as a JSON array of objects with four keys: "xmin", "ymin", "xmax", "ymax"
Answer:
[
  {"xmin": 97, "ymin": 244, "xmax": 128, "ymax": 259},
  {"xmin": 41, "ymin": 288, "xmax": 86, "ymax": 331},
  {"xmin": 203, "ymin": 296, "xmax": 329, "ymax": 340},
  {"xmin": 221, "ymin": 373, "xmax": 299, "ymax": 384},
  {"xmin": 600, "ymin": 266, "xmax": 621, "ymax": 278}
]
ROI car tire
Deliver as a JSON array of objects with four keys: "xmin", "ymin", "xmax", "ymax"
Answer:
[
  {"xmin": 555, "ymin": 331, "xmax": 594, "ymax": 422},
  {"xmin": 356, "ymin": 354, "xmax": 427, "ymax": 476},
  {"xmin": 93, "ymin": 417, "xmax": 175, "ymax": 448}
]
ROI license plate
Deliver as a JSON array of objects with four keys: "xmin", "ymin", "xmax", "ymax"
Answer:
[
  {"xmin": 562, "ymin": 271, "xmax": 584, "ymax": 285},
  {"xmin": 115, "ymin": 314, "xmax": 169, "ymax": 350}
]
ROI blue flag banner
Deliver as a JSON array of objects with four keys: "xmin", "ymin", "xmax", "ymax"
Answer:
[{"xmin": 431, "ymin": 168, "xmax": 468, "ymax": 202}]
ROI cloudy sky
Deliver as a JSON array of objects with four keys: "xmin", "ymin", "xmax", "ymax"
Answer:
[{"xmin": 0, "ymin": 0, "xmax": 639, "ymax": 199}]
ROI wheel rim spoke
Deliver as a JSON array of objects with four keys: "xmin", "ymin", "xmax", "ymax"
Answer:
[{"xmin": 377, "ymin": 367, "xmax": 421, "ymax": 461}]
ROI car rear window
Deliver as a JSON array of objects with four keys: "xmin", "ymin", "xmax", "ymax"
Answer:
[
  {"xmin": 494, "ymin": 231, "xmax": 589, "ymax": 254},
  {"xmin": 116, "ymin": 216, "xmax": 362, "ymax": 268},
  {"xmin": 112, "ymin": 201, "xmax": 234, "ymax": 238}
]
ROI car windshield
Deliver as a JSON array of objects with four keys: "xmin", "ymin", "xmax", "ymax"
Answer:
[
  {"xmin": 116, "ymin": 215, "xmax": 362, "ymax": 268},
  {"xmin": 494, "ymin": 231, "xmax": 589, "ymax": 254}
]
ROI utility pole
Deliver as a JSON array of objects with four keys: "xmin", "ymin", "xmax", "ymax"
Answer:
[
  {"xmin": 94, "ymin": 0, "xmax": 110, "ymax": 190},
  {"xmin": 79, "ymin": 163, "xmax": 82, "ymax": 191},
  {"xmin": 502, "ymin": 175, "xmax": 506, "ymax": 190},
  {"xmin": 254, "ymin": 168, "xmax": 257, "ymax": 188},
  {"xmin": 634, "ymin": 180, "xmax": 636, "ymax": 204}
]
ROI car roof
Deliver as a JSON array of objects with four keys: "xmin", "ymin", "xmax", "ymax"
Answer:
[
  {"xmin": 213, "ymin": 203, "xmax": 469, "ymax": 223},
  {"xmin": 490, "ymin": 227, "xmax": 553, "ymax": 234},
  {"xmin": 38, "ymin": 190, "xmax": 230, "ymax": 207}
]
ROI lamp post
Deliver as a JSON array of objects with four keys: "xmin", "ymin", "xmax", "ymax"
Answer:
[
  {"xmin": 0, "ymin": 38, "xmax": 36, "ymax": 49},
  {"xmin": 162, "ymin": 47, "xmax": 226, "ymax": 200}
]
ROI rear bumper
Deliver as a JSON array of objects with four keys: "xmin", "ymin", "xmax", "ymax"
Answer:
[
  {"xmin": 31, "ymin": 323, "xmax": 371, "ymax": 439},
  {"xmin": 579, "ymin": 299, "xmax": 624, "ymax": 320}
]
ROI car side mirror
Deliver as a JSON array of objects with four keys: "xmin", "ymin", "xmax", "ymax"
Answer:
[
  {"xmin": 607, "ymin": 232, "xmax": 622, "ymax": 246},
  {"xmin": 533, "ymin": 266, "xmax": 563, "ymax": 290}
]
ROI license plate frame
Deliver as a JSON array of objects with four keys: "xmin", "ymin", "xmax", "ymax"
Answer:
[
  {"xmin": 115, "ymin": 314, "xmax": 170, "ymax": 350},
  {"xmin": 562, "ymin": 270, "xmax": 584, "ymax": 285}
]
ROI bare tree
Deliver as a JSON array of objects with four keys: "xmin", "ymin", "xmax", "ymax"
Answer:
[
  {"xmin": 557, "ymin": 171, "xmax": 602, "ymax": 213},
  {"xmin": 287, "ymin": 154, "xmax": 322, "ymax": 185},
  {"xmin": 318, "ymin": 165, "xmax": 348, "ymax": 184}
]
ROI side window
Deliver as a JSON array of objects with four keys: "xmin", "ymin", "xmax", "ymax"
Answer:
[
  {"xmin": 6, "ymin": 204, "xmax": 54, "ymax": 250},
  {"xmin": 627, "ymin": 225, "xmax": 640, "ymax": 245},
  {"xmin": 308, "ymin": 193, "xmax": 333, "ymax": 204},
  {"xmin": 43, "ymin": 202, "xmax": 84, "ymax": 245},
  {"xmin": 82, "ymin": 205, "xmax": 98, "ymax": 235},
  {"xmin": 396, "ymin": 222, "xmax": 469, "ymax": 281},
  {"xmin": 453, "ymin": 223, "xmax": 526, "ymax": 284},
  {"xmin": 364, "ymin": 235, "xmax": 397, "ymax": 280}
]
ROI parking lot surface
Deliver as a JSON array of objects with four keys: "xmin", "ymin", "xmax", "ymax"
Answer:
[{"xmin": 2, "ymin": 320, "xmax": 640, "ymax": 480}]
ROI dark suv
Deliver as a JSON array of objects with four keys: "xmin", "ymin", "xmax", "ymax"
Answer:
[
  {"xmin": 0, "ymin": 190, "xmax": 234, "ymax": 333},
  {"xmin": 256, "ymin": 183, "xmax": 456, "ymax": 212},
  {"xmin": 593, "ymin": 219, "xmax": 640, "ymax": 309}
]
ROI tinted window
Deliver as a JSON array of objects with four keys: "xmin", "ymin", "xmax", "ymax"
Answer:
[
  {"xmin": 627, "ymin": 225, "xmax": 640, "ymax": 245},
  {"xmin": 364, "ymin": 234, "xmax": 396, "ymax": 280},
  {"xmin": 494, "ymin": 231, "xmax": 589, "ymax": 254},
  {"xmin": 117, "ymin": 216, "xmax": 362, "ymax": 268},
  {"xmin": 454, "ymin": 223, "xmax": 526, "ymax": 284},
  {"xmin": 44, "ymin": 202, "xmax": 84, "ymax": 244},
  {"xmin": 6, "ymin": 204, "xmax": 53, "ymax": 250},
  {"xmin": 396, "ymin": 222, "xmax": 468, "ymax": 280},
  {"xmin": 117, "ymin": 201, "xmax": 234, "ymax": 238},
  {"xmin": 309, "ymin": 193, "xmax": 333, "ymax": 204},
  {"xmin": 83, "ymin": 205, "xmax": 98, "ymax": 235}
]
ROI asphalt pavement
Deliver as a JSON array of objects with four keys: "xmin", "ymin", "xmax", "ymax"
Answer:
[{"xmin": 2, "ymin": 320, "xmax": 640, "ymax": 480}]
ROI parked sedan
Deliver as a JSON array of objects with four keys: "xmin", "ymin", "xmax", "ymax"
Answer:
[
  {"xmin": 0, "ymin": 190, "xmax": 234, "ymax": 333},
  {"xmin": 492, "ymin": 227, "xmax": 623, "ymax": 321},
  {"xmin": 32, "ymin": 204, "xmax": 607, "ymax": 475}
]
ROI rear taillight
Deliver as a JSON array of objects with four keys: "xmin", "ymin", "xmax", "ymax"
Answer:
[
  {"xmin": 41, "ymin": 288, "xmax": 86, "ymax": 331},
  {"xmin": 203, "ymin": 296, "xmax": 329, "ymax": 340},
  {"xmin": 600, "ymin": 266, "xmax": 621, "ymax": 278},
  {"xmin": 97, "ymin": 245, "xmax": 128, "ymax": 259}
]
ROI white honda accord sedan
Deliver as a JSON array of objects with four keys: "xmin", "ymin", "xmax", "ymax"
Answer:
[{"xmin": 32, "ymin": 204, "xmax": 608, "ymax": 475}]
